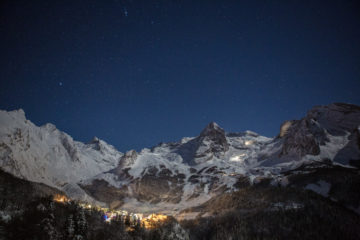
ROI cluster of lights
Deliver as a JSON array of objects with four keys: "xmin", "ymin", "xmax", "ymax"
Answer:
[
  {"xmin": 141, "ymin": 214, "xmax": 168, "ymax": 229},
  {"xmin": 52, "ymin": 196, "xmax": 168, "ymax": 230},
  {"xmin": 52, "ymin": 194, "xmax": 144, "ymax": 225},
  {"xmin": 53, "ymin": 194, "xmax": 69, "ymax": 203},
  {"xmin": 103, "ymin": 210, "xmax": 142, "ymax": 223}
]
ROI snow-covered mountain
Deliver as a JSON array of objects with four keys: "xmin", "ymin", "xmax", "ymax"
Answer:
[
  {"xmin": 0, "ymin": 109, "xmax": 122, "ymax": 203},
  {"xmin": 0, "ymin": 103, "xmax": 359, "ymax": 215},
  {"xmin": 81, "ymin": 103, "xmax": 360, "ymax": 215}
]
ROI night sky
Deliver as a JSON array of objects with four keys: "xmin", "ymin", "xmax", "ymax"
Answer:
[{"xmin": 1, "ymin": 1, "xmax": 360, "ymax": 152}]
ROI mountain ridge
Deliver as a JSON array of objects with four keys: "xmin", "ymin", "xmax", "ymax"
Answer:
[{"xmin": 0, "ymin": 103, "xmax": 359, "ymax": 216}]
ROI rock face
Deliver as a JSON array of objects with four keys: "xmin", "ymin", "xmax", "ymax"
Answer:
[
  {"xmin": 309, "ymin": 103, "xmax": 360, "ymax": 135},
  {"xmin": 132, "ymin": 167, "xmax": 185, "ymax": 204},
  {"xmin": 334, "ymin": 128, "xmax": 360, "ymax": 166},
  {"xmin": 195, "ymin": 122, "xmax": 229, "ymax": 159},
  {"xmin": 279, "ymin": 103, "xmax": 360, "ymax": 160},
  {"xmin": 174, "ymin": 122, "xmax": 230, "ymax": 165},
  {"xmin": 279, "ymin": 121, "xmax": 293, "ymax": 138},
  {"xmin": 0, "ymin": 103, "xmax": 360, "ymax": 215},
  {"xmin": 118, "ymin": 150, "xmax": 138, "ymax": 168},
  {"xmin": 280, "ymin": 118, "xmax": 323, "ymax": 157}
]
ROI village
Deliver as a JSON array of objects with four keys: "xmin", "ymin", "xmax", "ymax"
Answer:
[{"xmin": 53, "ymin": 194, "xmax": 169, "ymax": 230}]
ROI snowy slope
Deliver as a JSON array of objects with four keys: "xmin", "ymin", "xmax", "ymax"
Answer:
[
  {"xmin": 0, "ymin": 109, "xmax": 122, "ymax": 202},
  {"xmin": 81, "ymin": 125, "xmax": 273, "ymax": 214}
]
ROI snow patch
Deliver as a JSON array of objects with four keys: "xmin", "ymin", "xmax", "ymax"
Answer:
[
  {"xmin": 305, "ymin": 132, "xmax": 350, "ymax": 162},
  {"xmin": 305, "ymin": 180, "xmax": 331, "ymax": 197}
]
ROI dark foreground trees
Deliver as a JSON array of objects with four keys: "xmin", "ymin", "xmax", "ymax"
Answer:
[{"xmin": 0, "ymin": 197, "xmax": 189, "ymax": 240}]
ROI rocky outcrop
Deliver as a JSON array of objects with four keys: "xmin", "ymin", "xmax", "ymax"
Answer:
[
  {"xmin": 118, "ymin": 150, "xmax": 138, "ymax": 169},
  {"xmin": 61, "ymin": 133, "xmax": 80, "ymax": 162},
  {"xmin": 279, "ymin": 121, "xmax": 293, "ymax": 138},
  {"xmin": 308, "ymin": 103, "xmax": 360, "ymax": 135},
  {"xmin": 176, "ymin": 122, "xmax": 229, "ymax": 165},
  {"xmin": 80, "ymin": 179, "xmax": 128, "ymax": 209},
  {"xmin": 195, "ymin": 122, "xmax": 229, "ymax": 158},
  {"xmin": 132, "ymin": 171, "xmax": 185, "ymax": 204},
  {"xmin": 280, "ymin": 103, "xmax": 360, "ymax": 159},
  {"xmin": 280, "ymin": 119, "xmax": 322, "ymax": 157},
  {"xmin": 334, "ymin": 128, "xmax": 360, "ymax": 166}
]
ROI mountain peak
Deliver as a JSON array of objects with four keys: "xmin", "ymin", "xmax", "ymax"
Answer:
[
  {"xmin": 194, "ymin": 121, "xmax": 229, "ymax": 160},
  {"xmin": 90, "ymin": 136, "xmax": 100, "ymax": 144},
  {"xmin": 1, "ymin": 108, "xmax": 26, "ymax": 121},
  {"xmin": 207, "ymin": 121, "xmax": 221, "ymax": 129},
  {"xmin": 15, "ymin": 108, "xmax": 25, "ymax": 116},
  {"xmin": 200, "ymin": 122, "xmax": 223, "ymax": 136}
]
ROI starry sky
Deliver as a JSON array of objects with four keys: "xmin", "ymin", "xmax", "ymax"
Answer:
[{"xmin": 1, "ymin": 0, "xmax": 360, "ymax": 152}]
